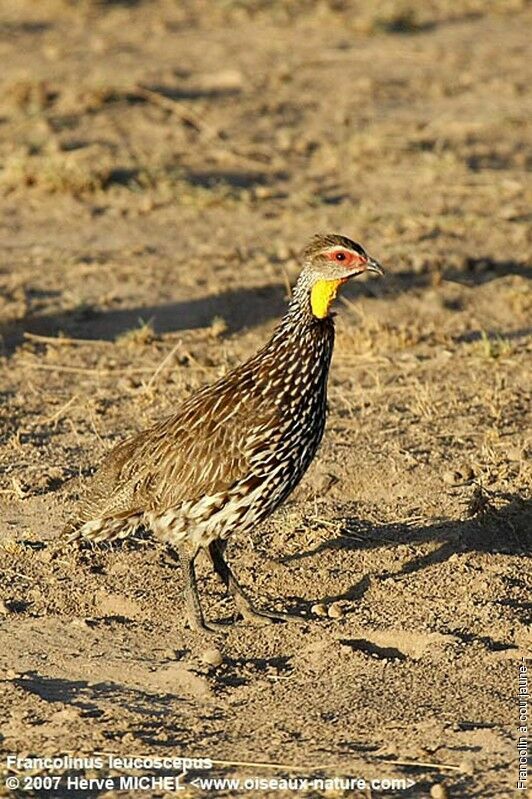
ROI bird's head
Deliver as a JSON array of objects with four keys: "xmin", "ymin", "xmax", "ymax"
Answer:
[{"xmin": 298, "ymin": 233, "xmax": 384, "ymax": 319}]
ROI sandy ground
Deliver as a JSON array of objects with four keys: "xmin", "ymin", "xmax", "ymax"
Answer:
[{"xmin": 0, "ymin": 1, "xmax": 531, "ymax": 797}]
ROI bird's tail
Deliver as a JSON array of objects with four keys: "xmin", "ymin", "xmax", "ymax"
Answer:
[{"xmin": 62, "ymin": 514, "xmax": 143, "ymax": 544}]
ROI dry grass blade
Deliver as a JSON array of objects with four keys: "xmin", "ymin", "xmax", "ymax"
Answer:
[
  {"xmin": 134, "ymin": 84, "xmax": 219, "ymax": 140},
  {"xmin": 143, "ymin": 341, "xmax": 182, "ymax": 390},
  {"xmin": 207, "ymin": 755, "xmax": 461, "ymax": 773},
  {"xmin": 209, "ymin": 757, "xmax": 344, "ymax": 772},
  {"xmin": 133, "ymin": 85, "xmax": 268, "ymax": 169},
  {"xmin": 23, "ymin": 332, "xmax": 112, "ymax": 347},
  {"xmin": 19, "ymin": 361, "xmax": 156, "ymax": 375},
  {"xmin": 41, "ymin": 395, "xmax": 79, "ymax": 425},
  {"xmin": 376, "ymin": 757, "xmax": 462, "ymax": 772}
]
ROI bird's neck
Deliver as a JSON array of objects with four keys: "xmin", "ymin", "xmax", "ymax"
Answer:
[
  {"xmin": 252, "ymin": 279, "xmax": 336, "ymax": 399},
  {"xmin": 270, "ymin": 275, "xmax": 336, "ymax": 349},
  {"xmin": 285, "ymin": 272, "xmax": 341, "ymax": 323}
]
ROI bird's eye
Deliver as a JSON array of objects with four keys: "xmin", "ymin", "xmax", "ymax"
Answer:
[{"xmin": 335, "ymin": 252, "xmax": 346, "ymax": 261}]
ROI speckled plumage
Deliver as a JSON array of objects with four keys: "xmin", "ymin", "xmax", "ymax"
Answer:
[
  {"xmin": 67, "ymin": 233, "xmax": 384, "ymax": 633},
  {"xmin": 74, "ymin": 312, "xmax": 333, "ymax": 546}
]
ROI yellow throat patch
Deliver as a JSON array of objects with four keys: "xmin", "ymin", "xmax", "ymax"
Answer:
[{"xmin": 310, "ymin": 278, "xmax": 346, "ymax": 319}]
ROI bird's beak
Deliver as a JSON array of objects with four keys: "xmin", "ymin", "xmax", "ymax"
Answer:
[{"xmin": 365, "ymin": 256, "xmax": 385, "ymax": 277}]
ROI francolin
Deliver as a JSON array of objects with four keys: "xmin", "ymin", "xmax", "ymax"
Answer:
[{"xmin": 68, "ymin": 234, "xmax": 384, "ymax": 633}]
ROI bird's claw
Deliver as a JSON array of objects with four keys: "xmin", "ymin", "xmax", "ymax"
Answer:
[{"xmin": 237, "ymin": 603, "xmax": 304, "ymax": 626}]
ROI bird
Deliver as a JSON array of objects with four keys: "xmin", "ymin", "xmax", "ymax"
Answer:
[{"xmin": 66, "ymin": 233, "xmax": 384, "ymax": 633}]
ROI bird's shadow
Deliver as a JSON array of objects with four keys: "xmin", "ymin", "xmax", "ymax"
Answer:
[
  {"xmin": 272, "ymin": 492, "xmax": 531, "ymax": 617},
  {"xmin": 0, "ymin": 283, "xmax": 287, "ymax": 355},
  {"xmin": 13, "ymin": 671, "xmax": 177, "ymax": 718},
  {"xmin": 2, "ymin": 254, "xmax": 530, "ymax": 357}
]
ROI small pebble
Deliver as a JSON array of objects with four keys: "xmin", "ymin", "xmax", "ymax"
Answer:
[
  {"xmin": 430, "ymin": 785, "xmax": 448, "ymax": 799},
  {"xmin": 327, "ymin": 603, "xmax": 344, "ymax": 620},
  {"xmin": 50, "ymin": 707, "xmax": 80, "ymax": 722},
  {"xmin": 443, "ymin": 466, "xmax": 474, "ymax": 485},
  {"xmin": 0, "ymin": 599, "xmax": 10, "ymax": 615},
  {"xmin": 254, "ymin": 185, "xmax": 273, "ymax": 199},
  {"xmin": 443, "ymin": 469, "xmax": 460, "ymax": 485},
  {"xmin": 70, "ymin": 618, "xmax": 90, "ymax": 628},
  {"xmin": 311, "ymin": 603, "xmax": 328, "ymax": 617},
  {"xmin": 6, "ymin": 669, "xmax": 19, "ymax": 680},
  {"xmin": 456, "ymin": 465, "xmax": 474, "ymax": 481},
  {"xmin": 201, "ymin": 647, "xmax": 223, "ymax": 667},
  {"xmin": 459, "ymin": 758, "xmax": 474, "ymax": 775}
]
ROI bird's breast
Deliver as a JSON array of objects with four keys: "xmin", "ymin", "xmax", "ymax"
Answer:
[{"xmin": 246, "ymin": 320, "xmax": 334, "ymax": 478}]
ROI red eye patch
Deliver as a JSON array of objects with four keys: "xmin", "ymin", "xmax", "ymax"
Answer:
[{"xmin": 325, "ymin": 248, "xmax": 363, "ymax": 266}]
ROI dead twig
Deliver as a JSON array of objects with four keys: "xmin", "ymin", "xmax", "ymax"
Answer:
[
  {"xmin": 19, "ymin": 361, "xmax": 156, "ymax": 376},
  {"xmin": 134, "ymin": 84, "xmax": 219, "ymax": 140},
  {"xmin": 209, "ymin": 758, "xmax": 340, "ymax": 772},
  {"xmin": 143, "ymin": 341, "xmax": 182, "ymax": 391},
  {"xmin": 377, "ymin": 757, "xmax": 461, "ymax": 772},
  {"xmin": 134, "ymin": 84, "xmax": 269, "ymax": 169},
  {"xmin": 207, "ymin": 755, "xmax": 462, "ymax": 773},
  {"xmin": 23, "ymin": 332, "xmax": 112, "ymax": 347},
  {"xmin": 41, "ymin": 395, "xmax": 79, "ymax": 426}
]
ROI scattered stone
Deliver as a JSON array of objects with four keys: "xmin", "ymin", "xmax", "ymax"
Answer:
[
  {"xmin": 254, "ymin": 185, "xmax": 274, "ymax": 200},
  {"xmin": 0, "ymin": 599, "xmax": 10, "ymax": 615},
  {"xmin": 311, "ymin": 603, "xmax": 328, "ymax": 617},
  {"xmin": 443, "ymin": 470, "xmax": 457, "ymax": 485},
  {"xmin": 459, "ymin": 758, "xmax": 474, "ymax": 775},
  {"xmin": 197, "ymin": 69, "xmax": 243, "ymax": 93},
  {"xmin": 443, "ymin": 466, "xmax": 473, "ymax": 485},
  {"xmin": 430, "ymin": 785, "xmax": 448, "ymax": 799},
  {"xmin": 506, "ymin": 444, "xmax": 523, "ymax": 461},
  {"xmin": 70, "ymin": 618, "xmax": 88, "ymax": 628},
  {"xmin": 310, "ymin": 471, "xmax": 338, "ymax": 495},
  {"xmin": 155, "ymin": 663, "xmax": 212, "ymax": 698},
  {"xmin": 50, "ymin": 707, "xmax": 81, "ymax": 722},
  {"xmin": 456, "ymin": 465, "xmax": 474, "ymax": 481},
  {"xmin": 327, "ymin": 603, "xmax": 344, "ymax": 620},
  {"xmin": 201, "ymin": 647, "xmax": 223, "ymax": 667}
]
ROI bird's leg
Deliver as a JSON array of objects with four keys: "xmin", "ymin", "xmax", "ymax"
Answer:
[
  {"xmin": 177, "ymin": 543, "xmax": 226, "ymax": 635},
  {"xmin": 208, "ymin": 540, "xmax": 302, "ymax": 625}
]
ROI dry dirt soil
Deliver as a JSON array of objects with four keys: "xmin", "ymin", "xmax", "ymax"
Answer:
[{"xmin": 0, "ymin": 1, "xmax": 531, "ymax": 798}]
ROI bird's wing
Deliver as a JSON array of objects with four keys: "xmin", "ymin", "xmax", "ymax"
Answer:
[{"xmin": 76, "ymin": 377, "xmax": 279, "ymax": 525}]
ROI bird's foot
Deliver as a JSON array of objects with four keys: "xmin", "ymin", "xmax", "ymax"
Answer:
[
  {"xmin": 236, "ymin": 601, "xmax": 304, "ymax": 626},
  {"xmin": 187, "ymin": 617, "xmax": 229, "ymax": 636}
]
